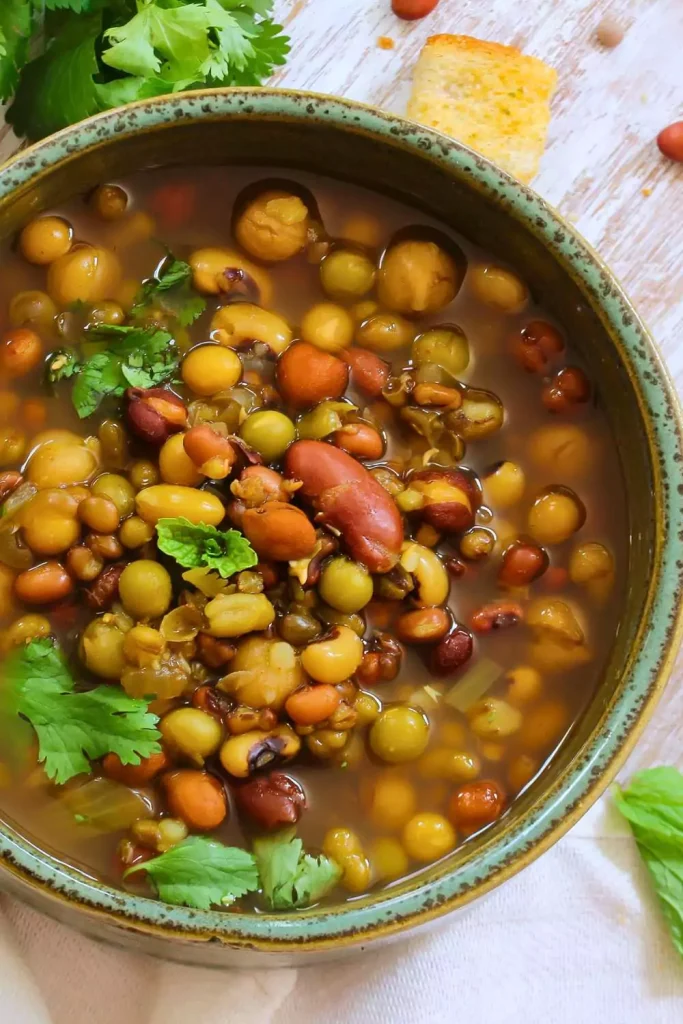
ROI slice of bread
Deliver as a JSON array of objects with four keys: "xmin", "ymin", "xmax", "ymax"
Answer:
[{"xmin": 407, "ymin": 35, "xmax": 557, "ymax": 183}]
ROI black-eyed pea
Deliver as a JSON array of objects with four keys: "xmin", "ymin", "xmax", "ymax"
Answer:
[
  {"xmin": 160, "ymin": 708, "xmax": 224, "ymax": 765},
  {"xmin": 483, "ymin": 460, "xmax": 525, "ymax": 509},
  {"xmin": 399, "ymin": 542, "xmax": 449, "ymax": 607},
  {"xmin": 219, "ymin": 725, "xmax": 300, "ymax": 778},
  {"xmin": 300, "ymin": 626, "xmax": 363, "ymax": 684}
]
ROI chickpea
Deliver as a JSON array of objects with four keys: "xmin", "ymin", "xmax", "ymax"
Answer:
[
  {"xmin": 399, "ymin": 542, "xmax": 450, "ymax": 607},
  {"xmin": 19, "ymin": 216, "xmax": 72, "ymax": 265},
  {"xmin": 182, "ymin": 344, "xmax": 242, "ymax": 396},
  {"xmin": 411, "ymin": 326, "xmax": 470, "ymax": 377},
  {"xmin": 322, "ymin": 826, "xmax": 370, "ymax": 894},
  {"xmin": 135, "ymin": 485, "xmax": 225, "ymax": 526},
  {"xmin": 3, "ymin": 613, "xmax": 51, "ymax": 650},
  {"xmin": 0, "ymin": 426, "xmax": 26, "ymax": 466},
  {"xmin": 128, "ymin": 460, "xmax": 159, "ymax": 491},
  {"xmin": 0, "ymin": 328, "xmax": 42, "ymax": 378},
  {"xmin": 507, "ymin": 665, "xmax": 542, "ymax": 704},
  {"xmin": 371, "ymin": 836, "xmax": 409, "ymax": 882},
  {"xmin": 119, "ymin": 516, "xmax": 155, "ymax": 549},
  {"xmin": 300, "ymin": 626, "xmax": 363, "ymax": 684},
  {"xmin": 301, "ymin": 302, "xmax": 354, "ymax": 354},
  {"xmin": 204, "ymin": 593, "xmax": 275, "ymax": 638},
  {"xmin": 78, "ymin": 496, "xmax": 119, "ymax": 534},
  {"xmin": 365, "ymin": 773, "xmax": 417, "ymax": 830},
  {"xmin": 370, "ymin": 706, "xmax": 430, "ymax": 764},
  {"xmin": 469, "ymin": 264, "xmax": 528, "ymax": 313},
  {"xmin": 91, "ymin": 473, "xmax": 136, "ymax": 517},
  {"xmin": 378, "ymin": 239, "xmax": 462, "ymax": 315},
  {"xmin": 211, "ymin": 302, "xmax": 292, "ymax": 357},
  {"xmin": 9, "ymin": 291, "xmax": 57, "ymax": 329},
  {"xmin": 219, "ymin": 725, "xmax": 300, "ymax": 777},
  {"xmin": 235, "ymin": 190, "xmax": 309, "ymax": 262},
  {"xmin": 418, "ymin": 749, "xmax": 480, "ymax": 782},
  {"xmin": 239, "ymin": 410, "xmax": 296, "ymax": 463},
  {"xmin": 160, "ymin": 708, "xmax": 224, "ymax": 765},
  {"xmin": 357, "ymin": 312, "xmax": 415, "ymax": 352},
  {"xmin": 80, "ymin": 617, "xmax": 127, "ymax": 679},
  {"xmin": 318, "ymin": 557, "xmax": 373, "ymax": 614},
  {"xmin": 159, "ymin": 433, "xmax": 202, "ymax": 487},
  {"xmin": 402, "ymin": 813, "xmax": 456, "ymax": 862},
  {"xmin": 118, "ymin": 561, "xmax": 173, "ymax": 620},
  {"xmin": 320, "ymin": 249, "xmax": 376, "ymax": 300},
  {"xmin": 123, "ymin": 624, "xmax": 166, "ymax": 668},
  {"xmin": 468, "ymin": 697, "xmax": 522, "ymax": 739},
  {"xmin": 163, "ymin": 770, "xmax": 228, "ymax": 831},
  {"xmin": 569, "ymin": 541, "xmax": 615, "ymax": 603},
  {"xmin": 529, "ymin": 423, "xmax": 594, "ymax": 479},
  {"xmin": 91, "ymin": 184, "xmax": 129, "ymax": 221},
  {"xmin": 47, "ymin": 245, "xmax": 121, "ymax": 306},
  {"xmin": 528, "ymin": 488, "xmax": 585, "ymax": 545},
  {"xmin": 483, "ymin": 461, "xmax": 525, "ymax": 509}
]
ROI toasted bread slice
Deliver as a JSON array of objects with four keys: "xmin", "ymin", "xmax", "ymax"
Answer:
[{"xmin": 407, "ymin": 35, "xmax": 557, "ymax": 183}]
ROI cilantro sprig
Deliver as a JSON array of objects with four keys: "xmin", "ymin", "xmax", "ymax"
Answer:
[
  {"xmin": 125, "ymin": 836, "xmax": 259, "ymax": 910},
  {"xmin": 0, "ymin": 637, "xmax": 161, "ymax": 785},
  {"xmin": 3, "ymin": 1, "xmax": 290, "ymax": 141},
  {"xmin": 253, "ymin": 828, "xmax": 342, "ymax": 910},
  {"xmin": 131, "ymin": 256, "xmax": 206, "ymax": 327},
  {"xmin": 156, "ymin": 518, "xmax": 257, "ymax": 578}
]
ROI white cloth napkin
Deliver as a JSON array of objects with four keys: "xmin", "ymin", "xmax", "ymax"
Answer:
[{"xmin": 1, "ymin": 647, "xmax": 682, "ymax": 1024}]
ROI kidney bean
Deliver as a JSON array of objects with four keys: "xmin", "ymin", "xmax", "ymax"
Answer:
[
  {"xmin": 276, "ymin": 342, "xmax": 349, "ymax": 407},
  {"xmin": 541, "ymin": 366, "xmax": 590, "ymax": 413},
  {"xmin": 233, "ymin": 771, "xmax": 306, "ymax": 830},
  {"xmin": 0, "ymin": 327, "xmax": 42, "ymax": 377},
  {"xmin": 183, "ymin": 424, "xmax": 236, "ymax": 480},
  {"xmin": 241, "ymin": 501, "xmax": 317, "ymax": 561},
  {"xmin": 342, "ymin": 348, "xmax": 390, "ymax": 397},
  {"xmin": 83, "ymin": 563, "xmax": 125, "ymax": 611},
  {"xmin": 285, "ymin": 440, "xmax": 403, "ymax": 573},
  {"xmin": 470, "ymin": 600, "xmax": 524, "ymax": 632},
  {"xmin": 512, "ymin": 320, "xmax": 564, "ymax": 373},
  {"xmin": 333, "ymin": 423, "xmax": 384, "ymax": 460},
  {"xmin": 126, "ymin": 387, "xmax": 187, "ymax": 445},
  {"xmin": 392, "ymin": 0, "xmax": 439, "ymax": 18},
  {"xmin": 396, "ymin": 606, "xmax": 451, "ymax": 644},
  {"xmin": 657, "ymin": 122, "xmax": 683, "ymax": 162},
  {"xmin": 448, "ymin": 780, "xmax": 506, "ymax": 830},
  {"xmin": 445, "ymin": 556, "xmax": 467, "ymax": 578},
  {"xmin": 286, "ymin": 684, "xmax": 341, "ymax": 725},
  {"xmin": 408, "ymin": 468, "xmax": 478, "ymax": 534},
  {"xmin": 15, "ymin": 561, "xmax": 73, "ymax": 604},
  {"xmin": 231, "ymin": 465, "xmax": 290, "ymax": 509},
  {"xmin": 431, "ymin": 628, "xmax": 473, "ymax": 675},
  {"xmin": 102, "ymin": 750, "xmax": 170, "ymax": 786},
  {"xmin": 163, "ymin": 770, "xmax": 228, "ymax": 831},
  {"xmin": 498, "ymin": 542, "xmax": 548, "ymax": 587}
]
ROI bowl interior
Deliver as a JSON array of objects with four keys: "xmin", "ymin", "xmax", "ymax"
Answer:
[{"xmin": 0, "ymin": 91, "xmax": 678, "ymax": 962}]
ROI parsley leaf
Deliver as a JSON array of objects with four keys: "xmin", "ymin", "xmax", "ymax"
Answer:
[
  {"xmin": 253, "ymin": 828, "xmax": 342, "ymax": 910},
  {"xmin": 156, "ymin": 518, "xmax": 257, "ymax": 578},
  {"xmin": 614, "ymin": 767, "xmax": 683, "ymax": 959},
  {"xmin": 2, "ymin": 637, "xmax": 161, "ymax": 785},
  {"xmin": 0, "ymin": 0, "xmax": 32, "ymax": 104},
  {"xmin": 131, "ymin": 256, "xmax": 206, "ymax": 327},
  {"xmin": 47, "ymin": 348, "xmax": 82, "ymax": 384},
  {"xmin": 71, "ymin": 323, "xmax": 177, "ymax": 418},
  {"xmin": 127, "ymin": 836, "xmax": 259, "ymax": 909}
]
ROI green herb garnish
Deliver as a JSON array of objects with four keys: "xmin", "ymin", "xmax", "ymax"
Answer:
[
  {"xmin": 614, "ymin": 767, "xmax": 683, "ymax": 958},
  {"xmin": 131, "ymin": 256, "xmax": 206, "ymax": 327},
  {"xmin": 47, "ymin": 347, "xmax": 82, "ymax": 384},
  {"xmin": 1, "ymin": 638, "xmax": 161, "ymax": 785},
  {"xmin": 71, "ymin": 323, "xmax": 177, "ymax": 418},
  {"xmin": 3, "ymin": 1, "xmax": 290, "ymax": 142},
  {"xmin": 253, "ymin": 828, "xmax": 342, "ymax": 910},
  {"xmin": 156, "ymin": 518, "xmax": 257, "ymax": 578},
  {"xmin": 126, "ymin": 836, "xmax": 259, "ymax": 910}
]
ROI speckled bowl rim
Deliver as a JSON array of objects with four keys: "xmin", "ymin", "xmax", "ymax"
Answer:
[{"xmin": 0, "ymin": 88, "xmax": 681, "ymax": 955}]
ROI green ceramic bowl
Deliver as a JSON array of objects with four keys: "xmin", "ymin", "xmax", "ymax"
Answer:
[{"xmin": 0, "ymin": 89, "xmax": 681, "ymax": 967}]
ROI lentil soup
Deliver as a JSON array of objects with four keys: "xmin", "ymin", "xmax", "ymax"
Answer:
[{"xmin": 0, "ymin": 167, "xmax": 626, "ymax": 909}]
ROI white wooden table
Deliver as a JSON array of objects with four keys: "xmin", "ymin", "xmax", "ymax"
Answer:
[{"xmin": 0, "ymin": 2, "xmax": 682, "ymax": 1021}]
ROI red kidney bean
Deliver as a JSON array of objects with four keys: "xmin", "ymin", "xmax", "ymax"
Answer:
[
  {"xmin": 233, "ymin": 772, "xmax": 306, "ymax": 830},
  {"xmin": 431, "ymin": 628, "xmax": 473, "ymax": 676}
]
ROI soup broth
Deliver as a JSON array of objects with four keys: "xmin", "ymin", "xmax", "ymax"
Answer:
[{"xmin": 0, "ymin": 167, "xmax": 626, "ymax": 907}]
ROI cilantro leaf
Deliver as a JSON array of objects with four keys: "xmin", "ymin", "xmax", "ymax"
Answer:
[
  {"xmin": 71, "ymin": 324, "xmax": 177, "ymax": 418},
  {"xmin": 0, "ymin": 0, "xmax": 32, "ymax": 104},
  {"xmin": 6, "ymin": 14, "xmax": 103, "ymax": 141},
  {"xmin": 102, "ymin": 2, "xmax": 211, "ymax": 80},
  {"xmin": 127, "ymin": 836, "xmax": 259, "ymax": 909},
  {"xmin": 156, "ymin": 518, "xmax": 257, "ymax": 578},
  {"xmin": 44, "ymin": 0, "xmax": 95, "ymax": 11},
  {"xmin": 47, "ymin": 348, "xmax": 82, "ymax": 384},
  {"xmin": 253, "ymin": 828, "xmax": 342, "ymax": 910},
  {"xmin": 614, "ymin": 767, "xmax": 683, "ymax": 958},
  {"xmin": 131, "ymin": 256, "xmax": 206, "ymax": 327},
  {"xmin": 2, "ymin": 637, "xmax": 161, "ymax": 785}
]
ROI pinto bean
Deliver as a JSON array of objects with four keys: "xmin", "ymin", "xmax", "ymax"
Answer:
[
  {"xmin": 276, "ymin": 342, "xmax": 349, "ymax": 407},
  {"xmin": 333, "ymin": 423, "xmax": 384, "ymax": 460},
  {"xmin": 401, "ymin": 468, "xmax": 476, "ymax": 533},
  {"xmin": 342, "ymin": 348, "xmax": 390, "ymax": 397},
  {"xmin": 284, "ymin": 440, "xmax": 403, "ymax": 573},
  {"xmin": 15, "ymin": 562, "xmax": 73, "ymax": 604},
  {"xmin": 241, "ymin": 501, "xmax": 317, "ymax": 561}
]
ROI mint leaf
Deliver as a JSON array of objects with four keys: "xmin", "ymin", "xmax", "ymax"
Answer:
[
  {"xmin": 614, "ymin": 767, "xmax": 683, "ymax": 958},
  {"xmin": 127, "ymin": 836, "xmax": 259, "ymax": 909},
  {"xmin": 131, "ymin": 256, "xmax": 206, "ymax": 327},
  {"xmin": 2, "ymin": 638, "xmax": 161, "ymax": 785},
  {"xmin": 156, "ymin": 518, "xmax": 257, "ymax": 578},
  {"xmin": 253, "ymin": 828, "xmax": 342, "ymax": 910},
  {"xmin": 0, "ymin": 0, "xmax": 32, "ymax": 104},
  {"xmin": 6, "ymin": 14, "xmax": 103, "ymax": 141}
]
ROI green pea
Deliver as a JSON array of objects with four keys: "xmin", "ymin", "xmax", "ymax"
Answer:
[
  {"xmin": 319, "ymin": 557, "xmax": 373, "ymax": 613},
  {"xmin": 239, "ymin": 410, "xmax": 296, "ymax": 463}
]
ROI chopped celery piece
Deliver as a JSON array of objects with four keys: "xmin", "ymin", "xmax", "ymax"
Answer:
[{"xmin": 444, "ymin": 658, "xmax": 502, "ymax": 712}]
